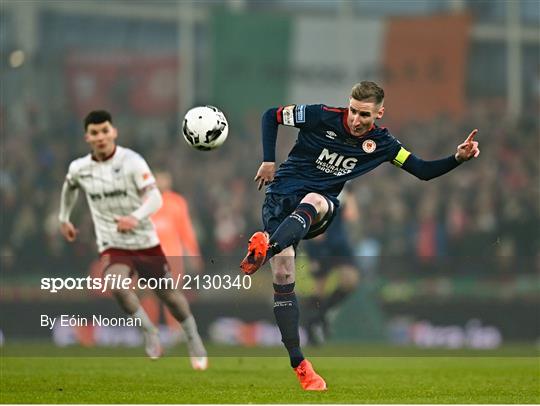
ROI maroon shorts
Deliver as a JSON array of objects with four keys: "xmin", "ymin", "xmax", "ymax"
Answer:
[{"xmin": 100, "ymin": 245, "xmax": 170, "ymax": 280}]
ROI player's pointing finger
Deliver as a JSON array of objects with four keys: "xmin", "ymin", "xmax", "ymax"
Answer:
[{"xmin": 466, "ymin": 129, "xmax": 478, "ymax": 143}]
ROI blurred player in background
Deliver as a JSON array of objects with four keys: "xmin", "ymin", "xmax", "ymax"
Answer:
[
  {"xmin": 240, "ymin": 81, "xmax": 480, "ymax": 390},
  {"xmin": 140, "ymin": 170, "xmax": 203, "ymax": 342},
  {"xmin": 59, "ymin": 110, "xmax": 207, "ymax": 370},
  {"xmin": 303, "ymin": 188, "xmax": 360, "ymax": 345}
]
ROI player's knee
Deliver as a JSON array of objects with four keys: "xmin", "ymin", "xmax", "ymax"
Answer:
[
  {"xmin": 271, "ymin": 248, "xmax": 295, "ymax": 283},
  {"xmin": 272, "ymin": 263, "xmax": 294, "ymax": 283},
  {"xmin": 302, "ymin": 193, "xmax": 329, "ymax": 215}
]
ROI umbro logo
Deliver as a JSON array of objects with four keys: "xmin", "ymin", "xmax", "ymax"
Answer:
[
  {"xmin": 325, "ymin": 131, "xmax": 337, "ymax": 140},
  {"xmin": 80, "ymin": 173, "xmax": 92, "ymax": 178}
]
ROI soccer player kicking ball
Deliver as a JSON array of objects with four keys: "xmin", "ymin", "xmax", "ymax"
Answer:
[
  {"xmin": 240, "ymin": 81, "xmax": 480, "ymax": 391},
  {"xmin": 59, "ymin": 110, "xmax": 207, "ymax": 370}
]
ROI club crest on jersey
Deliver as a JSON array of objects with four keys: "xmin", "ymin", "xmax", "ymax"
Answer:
[{"xmin": 362, "ymin": 139, "xmax": 376, "ymax": 153}]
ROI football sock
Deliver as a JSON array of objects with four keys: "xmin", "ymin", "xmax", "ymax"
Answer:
[
  {"xmin": 181, "ymin": 315, "xmax": 200, "ymax": 341},
  {"xmin": 273, "ymin": 283, "xmax": 304, "ymax": 368},
  {"xmin": 182, "ymin": 315, "xmax": 207, "ymax": 357},
  {"xmin": 269, "ymin": 203, "xmax": 318, "ymax": 257},
  {"xmin": 132, "ymin": 307, "xmax": 156, "ymax": 332}
]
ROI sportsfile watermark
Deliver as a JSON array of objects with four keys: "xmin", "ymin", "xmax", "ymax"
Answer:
[
  {"xmin": 40, "ymin": 274, "xmax": 252, "ymax": 293},
  {"xmin": 3, "ymin": 255, "xmax": 536, "ymax": 359}
]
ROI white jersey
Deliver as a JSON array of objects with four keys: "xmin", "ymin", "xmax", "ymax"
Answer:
[{"xmin": 65, "ymin": 146, "xmax": 160, "ymax": 252}]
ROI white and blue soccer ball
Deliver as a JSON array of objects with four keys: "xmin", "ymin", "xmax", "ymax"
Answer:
[{"xmin": 182, "ymin": 105, "xmax": 228, "ymax": 151}]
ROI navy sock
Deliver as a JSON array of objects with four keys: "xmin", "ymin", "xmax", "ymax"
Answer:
[
  {"xmin": 273, "ymin": 283, "xmax": 304, "ymax": 368},
  {"xmin": 269, "ymin": 203, "xmax": 318, "ymax": 258}
]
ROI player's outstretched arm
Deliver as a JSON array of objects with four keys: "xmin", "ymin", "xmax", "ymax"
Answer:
[
  {"xmin": 254, "ymin": 108, "xmax": 281, "ymax": 190},
  {"xmin": 398, "ymin": 129, "xmax": 480, "ymax": 181},
  {"xmin": 59, "ymin": 180, "xmax": 79, "ymax": 242}
]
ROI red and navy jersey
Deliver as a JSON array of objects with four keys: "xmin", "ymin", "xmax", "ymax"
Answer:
[{"xmin": 267, "ymin": 104, "xmax": 404, "ymax": 199}]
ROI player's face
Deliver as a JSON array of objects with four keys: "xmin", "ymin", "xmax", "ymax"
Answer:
[
  {"xmin": 347, "ymin": 98, "xmax": 384, "ymax": 137},
  {"xmin": 85, "ymin": 121, "xmax": 118, "ymax": 158}
]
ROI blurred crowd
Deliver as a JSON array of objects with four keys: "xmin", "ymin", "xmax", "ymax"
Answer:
[{"xmin": 1, "ymin": 98, "xmax": 538, "ymax": 279}]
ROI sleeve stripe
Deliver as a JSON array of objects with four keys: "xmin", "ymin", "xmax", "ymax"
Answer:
[
  {"xmin": 276, "ymin": 107, "xmax": 283, "ymax": 124},
  {"xmin": 392, "ymin": 147, "xmax": 411, "ymax": 167}
]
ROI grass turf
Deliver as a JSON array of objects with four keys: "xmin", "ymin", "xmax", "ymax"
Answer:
[{"xmin": 1, "ymin": 344, "xmax": 539, "ymax": 403}]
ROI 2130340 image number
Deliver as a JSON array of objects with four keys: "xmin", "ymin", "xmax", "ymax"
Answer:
[{"xmin": 182, "ymin": 274, "xmax": 251, "ymax": 290}]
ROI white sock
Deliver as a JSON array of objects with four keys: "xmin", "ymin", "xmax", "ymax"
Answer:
[
  {"xmin": 182, "ymin": 315, "xmax": 206, "ymax": 357},
  {"xmin": 132, "ymin": 307, "xmax": 156, "ymax": 332},
  {"xmin": 181, "ymin": 315, "xmax": 199, "ymax": 341}
]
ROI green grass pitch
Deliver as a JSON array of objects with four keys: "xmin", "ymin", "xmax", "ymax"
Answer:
[{"xmin": 1, "ymin": 344, "xmax": 538, "ymax": 403}]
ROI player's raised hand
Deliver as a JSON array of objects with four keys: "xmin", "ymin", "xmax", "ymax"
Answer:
[
  {"xmin": 116, "ymin": 215, "xmax": 139, "ymax": 232},
  {"xmin": 254, "ymin": 162, "xmax": 276, "ymax": 190},
  {"xmin": 60, "ymin": 222, "xmax": 79, "ymax": 242},
  {"xmin": 455, "ymin": 129, "xmax": 480, "ymax": 163}
]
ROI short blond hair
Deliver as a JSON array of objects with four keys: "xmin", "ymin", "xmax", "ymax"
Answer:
[{"xmin": 351, "ymin": 81, "xmax": 384, "ymax": 105}]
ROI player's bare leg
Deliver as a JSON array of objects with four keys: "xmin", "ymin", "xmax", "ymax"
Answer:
[
  {"xmin": 271, "ymin": 248, "xmax": 296, "ymax": 285},
  {"xmin": 154, "ymin": 288, "xmax": 208, "ymax": 370},
  {"xmin": 271, "ymin": 248, "xmax": 327, "ymax": 391},
  {"xmin": 104, "ymin": 264, "xmax": 162, "ymax": 359},
  {"xmin": 300, "ymin": 193, "xmax": 329, "ymax": 217}
]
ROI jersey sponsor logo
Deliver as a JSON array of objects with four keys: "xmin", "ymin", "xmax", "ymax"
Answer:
[
  {"xmin": 295, "ymin": 104, "xmax": 306, "ymax": 123},
  {"xmin": 362, "ymin": 139, "xmax": 376, "ymax": 153},
  {"xmin": 282, "ymin": 105, "xmax": 295, "ymax": 126},
  {"xmin": 89, "ymin": 189, "xmax": 128, "ymax": 201},
  {"xmin": 103, "ymin": 189, "xmax": 128, "ymax": 198},
  {"xmin": 316, "ymin": 148, "xmax": 358, "ymax": 176},
  {"xmin": 325, "ymin": 131, "xmax": 337, "ymax": 140}
]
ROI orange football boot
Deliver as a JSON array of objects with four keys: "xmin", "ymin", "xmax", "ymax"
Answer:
[
  {"xmin": 240, "ymin": 231, "xmax": 270, "ymax": 275},
  {"xmin": 294, "ymin": 359, "xmax": 327, "ymax": 391}
]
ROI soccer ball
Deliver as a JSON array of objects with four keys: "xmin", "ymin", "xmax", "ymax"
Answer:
[{"xmin": 182, "ymin": 105, "xmax": 228, "ymax": 151}]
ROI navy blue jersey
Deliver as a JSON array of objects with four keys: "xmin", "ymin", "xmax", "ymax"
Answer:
[{"xmin": 266, "ymin": 104, "xmax": 404, "ymax": 199}]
